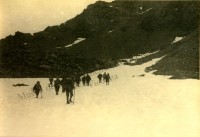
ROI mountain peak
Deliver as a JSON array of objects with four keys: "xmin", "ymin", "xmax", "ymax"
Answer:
[{"xmin": 0, "ymin": 1, "xmax": 198, "ymax": 78}]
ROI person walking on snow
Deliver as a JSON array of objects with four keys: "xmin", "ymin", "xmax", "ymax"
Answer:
[
  {"xmin": 85, "ymin": 74, "xmax": 91, "ymax": 86},
  {"xmin": 82, "ymin": 75, "xmax": 86, "ymax": 86},
  {"xmin": 49, "ymin": 77, "xmax": 53, "ymax": 87},
  {"xmin": 66, "ymin": 77, "xmax": 75, "ymax": 104},
  {"xmin": 75, "ymin": 75, "xmax": 81, "ymax": 87},
  {"xmin": 33, "ymin": 81, "xmax": 42, "ymax": 98},
  {"xmin": 105, "ymin": 73, "xmax": 111, "ymax": 85},
  {"xmin": 103, "ymin": 72, "xmax": 107, "ymax": 82},
  {"xmin": 60, "ymin": 77, "xmax": 67, "ymax": 93},
  {"xmin": 54, "ymin": 78, "xmax": 60, "ymax": 95},
  {"xmin": 97, "ymin": 73, "xmax": 103, "ymax": 83}
]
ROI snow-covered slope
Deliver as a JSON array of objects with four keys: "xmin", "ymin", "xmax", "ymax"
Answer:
[{"xmin": 0, "ymin": 57, "xmax": 199, "ymax": 137}]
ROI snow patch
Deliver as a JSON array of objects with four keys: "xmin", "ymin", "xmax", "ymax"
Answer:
[
  {"xmin": 108, "ymin": 30, "xmax": 113, "ymax": 33},
  {"xmin": 119, "ymin": 51, "xmax": 159, "ymax": 64},
  {"xmin": 133, "ymin": 51, "xmax": 159, "ymax": 60},
  {"xmin": 171, "ymin": 37, "xmax": 184, "ymax": 44},
  {"xmin": 136, "ymin": 8, "xmax": 152, "ymax": 15},
  {"xmin": 65, "ymin": 38, "xmax": 86, "ymax": 48}
]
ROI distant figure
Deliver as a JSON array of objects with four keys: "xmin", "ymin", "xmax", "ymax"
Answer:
[
  {"xmin": 66, "ymin": 77, "xmax": 75, "ymax": 104},
  {"xmin": 75, "ymin": 75, "xmax": 81, "ymax": 87},
  {"xmin": 97, "ymin": 73, "xmax": 103, "ymax": 83},
  {"xmin": 60, "ymin": 77, "xmax": 67, "ymax": 93},
  {"xmin": 82, "ymin": 75, "xmax": 86, "ymax": 86},
  {"xmin": 103, "ymin": 72, "xmax": 107, "ymax": 82},
  {"xmin": 49, "ymin": 77, "xmax": 54, "ymax": 87},
  {"xmin": 85, "ymin": 74, "xmax": 91, "ymax": 86},
  {"xmin": 54, "ymin": 78, "xmax": 60, "ymax": 95},
  {"xmin": 105, "ymin": 73, "xmax": 111, "ymax": 85},
  {"xmin": 33, "ymin": 81, "xmax": 42, "ymax": 98}
]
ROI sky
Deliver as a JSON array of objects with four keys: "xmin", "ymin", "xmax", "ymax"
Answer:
[{"xmin": 0, "ymin": 0, "xmax": 113, "ymax": 39}]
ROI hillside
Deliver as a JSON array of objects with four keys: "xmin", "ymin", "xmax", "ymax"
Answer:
[
  {"xmin": 146, "ymin": 31, "xmax": 199, "ymax": 79},
  {"xmin": 0, "ymin": 1, "xmax": 199, "ymax": 78},
  {"xmin": 123, "ymin": 30, "xmax": 199, "ymax": 79}
]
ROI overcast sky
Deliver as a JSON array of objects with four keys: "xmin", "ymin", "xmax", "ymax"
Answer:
[{"xmin": 0, "ymin": 0, "xmax": 113, "ymax": 39}]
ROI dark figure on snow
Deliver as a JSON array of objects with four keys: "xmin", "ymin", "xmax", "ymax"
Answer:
[
  {"xmin": 97, "ymin": 73, "xmax": 103, "ymax": 83},
  {"xmin": 54, "ymin": 78, "xmax": 60, "ymax": 95},
  {"xmin": 82, "ymin": 75, "xmax": 86, "ymax": 86},
  {"xmin": 60, "ymin": 77, "xmax": 67, "ymax": 93},
  {"xmin": 105, "ymin": 73, "xmax": 111, "ymax": 85},
  {"xmin": 103, "ymin": 72, "xmax": 107, "ymax": 82},
  {"xmin": 49, "ymin": 77, "xmax": 53, "ymax": 87},
  {"xmin": 85, "ymin": 74, "xmax": 91, "ymax": 86},
  {"xmin": 66, "ymin": 77, "xmax": 75, "ymax": 104},
  {"xmin": 33, "ymin": 81, "xmax": 42, "ymax": 98},
  {"xmin": 75, "ymin": 76, "xmax": 81, "ymax": 87}
]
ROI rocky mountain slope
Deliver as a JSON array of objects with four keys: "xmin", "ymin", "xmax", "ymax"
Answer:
[{"xmin": 0, "ymin": 1, "xmax": 199, "ymax": 78}]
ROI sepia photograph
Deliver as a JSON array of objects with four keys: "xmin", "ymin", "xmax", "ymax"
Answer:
[{"xmin": 0, "ymin": 0, "xmax": 199, "ymax": 136}]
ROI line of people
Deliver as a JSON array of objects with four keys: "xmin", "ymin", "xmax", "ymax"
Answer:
[
  {"xmin": 33, "ymin": 77, "xmax": 75, "ymax": 104},
  {"xmin": 49, "ymin": 72, "xmax": 110, "ymax": 89},
  {"xmin": 51, "ymin": 74, "xmax": 92, "ymax": 103},
  {"xmin": 33, "ymin": 72, "xmax": 111, "ymax": 104},
  {"xmin": 97, "ymin": 72, "xmax": 110, "ymax": 85},
  {"xmin": 81, "ymin": 74, "xmax": 91, "ymax": 86}
]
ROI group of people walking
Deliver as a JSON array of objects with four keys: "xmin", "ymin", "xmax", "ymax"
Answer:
[
  {"xmin": 32, "ymin": 72, "xmax": 111, "ymax": 104},
  {"xmin": 33, "ymin": 77, "xmax": 75, "ymax": 104},
  {"xmin": 97, "ymin": 72, "xmax": 110, "ymax": 85},
  {"xmin": 52, "ymin": 77, "xmax": 75, "ymax": 104},
  {"xmin": 81, "ymin": 74, "xmax": 91, "ymax": 86}
]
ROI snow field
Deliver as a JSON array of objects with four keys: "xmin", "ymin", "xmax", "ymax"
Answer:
[{"xmin": 0, "ymin": 57, "xmax": 199, "ymax": 137}]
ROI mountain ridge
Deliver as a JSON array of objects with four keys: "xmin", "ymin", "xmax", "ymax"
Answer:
[{"xmin": 0, "ymin": 1, "xmax": 199, "ymax": 78}]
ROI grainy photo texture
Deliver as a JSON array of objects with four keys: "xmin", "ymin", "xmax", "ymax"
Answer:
[{"xmin": 0, "ymin": 0, "xmax": 199, "ymax": 137}]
